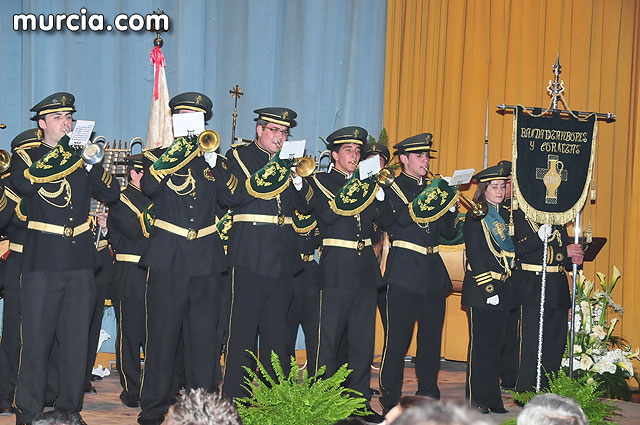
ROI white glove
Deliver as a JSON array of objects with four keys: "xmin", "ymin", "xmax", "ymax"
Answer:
[
  {"xmin": 449, "ymin": 205, "xmax": 457, "ymax": 213},
  {"xmin": 204, "ymin": 152, "xmax": 217, "ymax": 168},
  {"xmin": 85, "ymin": 164, "xmax": 93, "ymax": 172},
  {"xmin": 486, "ymin": 295, "xmax": 500, "ymax": 306},
  {"xmin": 538, "ymin": 224, "xmax": 552, "ymax": 241},
  {"xmin": 291, "ymin": 174, "xmax": 303, "ymax": 191},
  {"xmin": 376, "ymin": 187, "xmax": 385, "ymax": 201}
]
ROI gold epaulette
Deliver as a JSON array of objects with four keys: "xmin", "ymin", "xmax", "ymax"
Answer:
[{"xmin": 14, "ymin": 142, "xmax": 43, "ymax": 167}]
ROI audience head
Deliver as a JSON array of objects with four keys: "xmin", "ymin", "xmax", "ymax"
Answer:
[
  {"xmin": 385, "ymin": 396, "xmax": 436, "ymax": 423},
  {"xmin": 390, "ymin": 401, "xmax": 493, "ymax": 425},
  {"xmin": 166, "ymin": 389, "xmax": 243, "ymax": 425},
  {"xmin": 32, "ymin": 410, "xmax": 83, "ymax": 425},
  {"xmin": 517, "ymin": 393, "xmax": 587, "ymax": 425}
]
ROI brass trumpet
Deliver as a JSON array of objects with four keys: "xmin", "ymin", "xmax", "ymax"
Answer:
[
  {"xmin": 82, "ymin": 142, "xmax": 105, "ymax": 165},
  {"xmin": 426, "ymin": 169, "xmax": 487, "ymax": 219},
  {"xmin": 198, "ymin": 129, "xmax": 221, "ymax": 153},
  {"xmin": 375, "ymin": 167, "xmax": 395, "ymax": 188},
  {"xmin": 0, "ymin": 149, "xmax": 10, "ymax": 174},
  {"xmin": 293, "ymin": 156, "xmax": 316, "ymax": 178}
]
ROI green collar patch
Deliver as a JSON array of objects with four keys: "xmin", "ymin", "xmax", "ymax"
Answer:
[
  {"xmin": 25, "ymin": 135, "xmax": 83, "ymax": 184},
  {"xmin": 409, "ymin": 177, "xmax": 458, "ymax": 224},
  {"xmin": 245, "ymin": 151, "xmax": 291, "ymax": 200},
  {"xmin": 329, "ymin": 169, "xmax": 377, "ymax": 216}
]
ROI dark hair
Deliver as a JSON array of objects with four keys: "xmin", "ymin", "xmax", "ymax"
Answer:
[
  {"xmin": 472, "ymin": 181, "xmax": 489, "ymax": 203},
  {"xmin": 398, "ymin": 395, "xmax": 436, "ymax": 410},
  {"xmin": 32, "ymin": 410, "xmax": 83, "ymax": 425},
  {"xmin": 333, "ymin": 418, "xmax": 368, "ymax": 425}
]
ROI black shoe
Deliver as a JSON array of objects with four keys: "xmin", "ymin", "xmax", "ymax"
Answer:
[
  {"xmin": 370, "ymin": 387, "xmax": 380, "ymax": 396},
  {"xmin": 90, "ymin": 374, "xmax": 103, "ymax": 381},
  {"xmin": 358, "ymin": 409, "xmax": 385, "ymax": 424},
  {"xmin": 44, "ymin": 399, "xmax": 56, "ymax": 408},
  {"xmin": 120, "ymin": 393, "xmax": 141, "ymax": 408},
  {"xmin": 84, "ymin": 385, "xmax": 97, "ymax": 394},
  {"xmin": 0, "ymin": 405, "xmax": 13, "ymax": 415},
  {"xmin": 138, "ymin": 417, "xmax": 164, "ymax": 425},
  {"xmin": 476, "ymin": 406, "xmax": 490, "ymax": 414},
  {"xmin": 490, "ymin": 406, "xmax": 508, "ymax": 414}
]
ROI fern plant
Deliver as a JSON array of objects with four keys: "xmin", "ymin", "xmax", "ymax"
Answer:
[
  {"xmin": 235, "ymin": 351, "xmax": 368, "ymax": 425},
  {"xmin": 501, "ymin": 370, "xmax": 621, "ymax": 425}
]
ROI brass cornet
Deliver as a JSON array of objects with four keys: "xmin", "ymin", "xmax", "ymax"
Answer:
[
  {"xmin": 0, "ymin": 149, "xmax": 11, "ymax": 174},
  {"xmin": 375, "ymin": 167, "xmax": 395, "ymax": 188},
  {"xmin": 198, "ymin": 130, "xmax": 221, "ymax": 153},
  {"xmin": 426, "ymin": 169, "xmax": 487, "ymax": 219},
  {"xmin": 293, "ymin": 156, "xmax": 316, "ymax": 178}
]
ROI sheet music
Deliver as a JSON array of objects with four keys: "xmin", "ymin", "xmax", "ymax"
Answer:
[
  {"xmin": 69, "ymin": 120, "xmax": 95, "ymax": 146},
  {"xmin": 172, "ymin": 111, "xmax": 205, "ymax": 138},
  {"xmin": 278, "ymin": 140, "xmax": 306, "ymax": 159}
]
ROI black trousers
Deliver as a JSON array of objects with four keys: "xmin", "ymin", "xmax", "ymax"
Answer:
[
  {"xmin": 316, "ymin": 287, "xmax": 377, "ymax": 400},
  {"xmin": 465, "ymin": 306, "xmax": 509, "ymax": 410},
  {"xmin": 14, "ymin": 269, "xmax": 96, "ymax": 424},
  {"xmin": 285, "ymin": 273, "xmax": 319, "ymax": 372},
  {"xmin": 139, "ymin": 268, "xmax": 220, "ymax": 422},
  {"xmin": 515, "ymin": 304, "xmax": 568, "ymax": 392},
  {"xmin": 500, "ymin": 307, "xmax": 520, "ymax": 388},
  {"xmin": 0, "ymin": 286, "xmax": 20, "ymax": 406},
  {"xmin": 85, "ymin": 282, "xmax": 108, "ymax": 390},
  {"xmin": 379, "ymin": 285, "xmax": 446, "ymax": 410},
  {"xmin": 222, "ymin": 267, "xmax": 292, "ymax": 399},
  {"xmin": 117, "ymin": 296, "xmax": 145, "ymax": 401}
]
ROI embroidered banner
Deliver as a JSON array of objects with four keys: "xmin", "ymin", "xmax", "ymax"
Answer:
[
  {"xmin": 409, "ymin": 177, "xmax": 458, "ymax": 224},
  {"xmin": 513, "ymin": 106, "xmax": 597, "ymax": 225}
]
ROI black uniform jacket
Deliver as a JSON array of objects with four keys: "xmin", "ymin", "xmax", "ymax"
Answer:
[
  {"xmin": 292, "ymin": 226, "xmax": 321, "ymax": 292},
  {"xmin": 225, "ymin": 142, "xmax": 312, "ymax": 279},
  {"xmin": 0, "ymin": 179, "xmax": 26, "ymax": 289},
  {"xmin": 512, "ymin": 209, "xmax": 573, "ymax": 310},
  {"xmin": 141, "ymin": 149, "xmax": 237, "ymax": 277},
  {"xmin": 462, "ymin": 204, "xmax": 514, "ymax": 310},
  {"xmin": 10, "ymin": 142, "xmax": 120, "ymax": 272},
  {"xmin": 384, "ymin": 172, "xmax": 457, "ymax": 296},
  {"xmin": 107, "ymin": 184, "xmax": 150, "ymax": 300},
  {"xmin": 307, "ymin": 168, "xmax": 393, "ymax": 289}
]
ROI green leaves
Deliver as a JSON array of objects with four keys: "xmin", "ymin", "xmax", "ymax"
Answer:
[{"xmin": 235, "ymin": 351, "xmax": 367, "ymax": 425}]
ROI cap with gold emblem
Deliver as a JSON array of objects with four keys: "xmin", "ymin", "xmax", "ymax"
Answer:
[
  {"xmin": 326, "ymin": 126, "xmax": 368, "ymax": 151},
  {"xmin": 473, "ymin": 162, "xmax": 511, "ymax": 182},
  {"xmin": 30, "ymin": 92, "xmax": 76, "ymax": 120},
  {"xmin": 254, "ymin": 107, "xmax": 297, "ymax": 128},
  {"xmin": 11, "ymin": 128, "xmax": 44, "ymax": 151},
  {"xmin": 393, "ymin": 133, "xmax": 436, "ymax": 157},
  {"xmin": 124, "ymin": 154, "xmax": 144, "ymax": 170},
  {"xmin": 361, "ymin": 142, "xmax": 390, "ymax": 163},
  {"xmin": 169, "ymin": 92, "xmax": 213, "ymax": 121}
]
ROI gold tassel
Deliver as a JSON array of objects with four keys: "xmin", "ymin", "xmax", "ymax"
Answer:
[
  {"xmin": 512, "ymin": 197, "xmax": 518, "ymax": 210},
  {"xmin": 585, "ymin": 225, "xmax": 593, "ymax": 244},
  {"xmin": 590, "ymin": 179, "xmax": 596, "ymax": 201}
]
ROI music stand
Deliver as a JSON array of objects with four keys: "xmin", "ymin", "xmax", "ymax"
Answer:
[{"xmin": 580, "ymin": 237, "xmax": 607, "ymax": 262}]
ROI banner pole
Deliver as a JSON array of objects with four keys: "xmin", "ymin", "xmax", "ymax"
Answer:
[
  {"xmin": 568, "ymin": 213, "xmax": 581, "ymax": 378},
  {"xmin": 536, "ymin": 229, "xmax": 550, "ymax": 392}
]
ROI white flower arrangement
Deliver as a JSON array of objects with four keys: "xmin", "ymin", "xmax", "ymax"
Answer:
[{"xmin": 561, "ymin": 266, "xmax": 640, "ymax": 400}]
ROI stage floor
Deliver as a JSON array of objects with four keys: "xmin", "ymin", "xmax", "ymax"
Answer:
[{"xmin": 1, "ymin": 360, "xmax": 638, "ymax": 425}]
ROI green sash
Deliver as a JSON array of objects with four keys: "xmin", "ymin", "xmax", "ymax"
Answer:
[
  {"xmin": 216, "ymin": 212, "xmax": 233, "ymax": 242},
  {"xmin": 409, "ymin": 177, "xmax": 458, "ymax": 224},
  {"xmin": 292, "ymin": 210, "xmax": 317, "ymax": 234},
  {"xmin": 25, "ymin": 135, "xmax": 83, "ymax": 184},
  {"xmin": 245, "ymin": 151, "xmax": 291, "ymax": 200},
  {"xmin": 482, "ymin": 206, "xmax": 515, "ymax": 253},
  {"xmin": 150, "ymin": 136, "xmax": 200, "ymax": 180},
  {"xmin": 329, "ymin": 169, "xmax": 378, "ymax": 216}
]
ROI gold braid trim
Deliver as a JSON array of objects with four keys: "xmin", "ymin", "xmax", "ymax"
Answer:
[
  {"xmin": 143, "ymin": 150, "xmax": 159, "ymax": 162},
  {"xmin": 389, "ymin": 182, "xmax": 410, "ymax": 204},
  {"xmin": 329, "ymin": 183, "xmax": 378, "ymax": 217},
  {"xmin": 232, "ymin": 149, "xmax": 251, "ymax": 178},
  {"xmin": 245, "ymin": 175, "xmax": 290, "ymax": 200},
  {"xmin": 24, "ymin": 157, "xmax": 83, "ymax": 184},
  {"xmin": 226, "ymin": 174, "xmax": 238, "ymax": 194},
  {"xmin": 480, "ymin": 219, "xmax": 514, "ymax": 273},
  {"xmin": 4, "ymin": 187, "xmax": 20, "ymax": 203},
  {"xmin": 15, "ymin": 149, "xmax": 33, "ymax": 167},
  {"xmin": 14, "ymin": 201, "xmax": 27, "ymax": 221},
  {"xmin": 0, "ymin": 191, "xmax": 6, "ymax": 211},
  {"xmin": 311, "ymin": 175, "xmax": 335, "ymax": 199},
  {"xmin": 304, "ymin": 185, "xmax": 314, "ymax": 203},
  {"xmin": 409, "ymin": 192, "xmax": 458, "ymax": 224}
]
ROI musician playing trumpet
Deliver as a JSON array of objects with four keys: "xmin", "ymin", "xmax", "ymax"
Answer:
[
  {"xmin": 308, "ymin": 126, "xmax": 393, "ymax": 423},
  {"xmin": 222, "ymin": 107, "xmax": 313, "ymax": 399},
  {"xmin": 379, "ymin": 133, "xmax": 458, "ymax": 414},
  {"xmin": 10, "ymin": 92, "xmax": 120, "ymax": 424}
]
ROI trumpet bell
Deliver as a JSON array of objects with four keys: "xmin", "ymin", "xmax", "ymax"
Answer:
[
  {"xmin": 0, "ymin": 149, "xmax": 10, "ymax": 174},
  {"xmin": 82, "ymin": 143, "xmax": 105, "ymax": 165},
  {"xmin": 198, "ymin": 130, "xmax": 220, "ymax": 153},
  {"xmin": 296, "ymin": 156, "xmax": 316, "ymax": 178},
  {"xmin": 471, "ymin": 201, "xmax": 489, "ymax": 219},
  {"xmin": 377, "ymin": 167, "xmax": 395, "ymax": 188}
]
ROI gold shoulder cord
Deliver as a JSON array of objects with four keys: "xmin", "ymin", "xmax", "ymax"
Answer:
[
  {"xmin": 311, "ymin": 175, "xmax": 335, "ymax": 200},
  {"xmin": 167, "ymin": 169, "xmax": 196, "ymax": 196},
  {"xmin": 480, "ymin": 219, "xmax": 514, "ymax": 273},
  {"xmin": 37, "ymin": 179, "xmax": 71, "ymax": 208}
]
